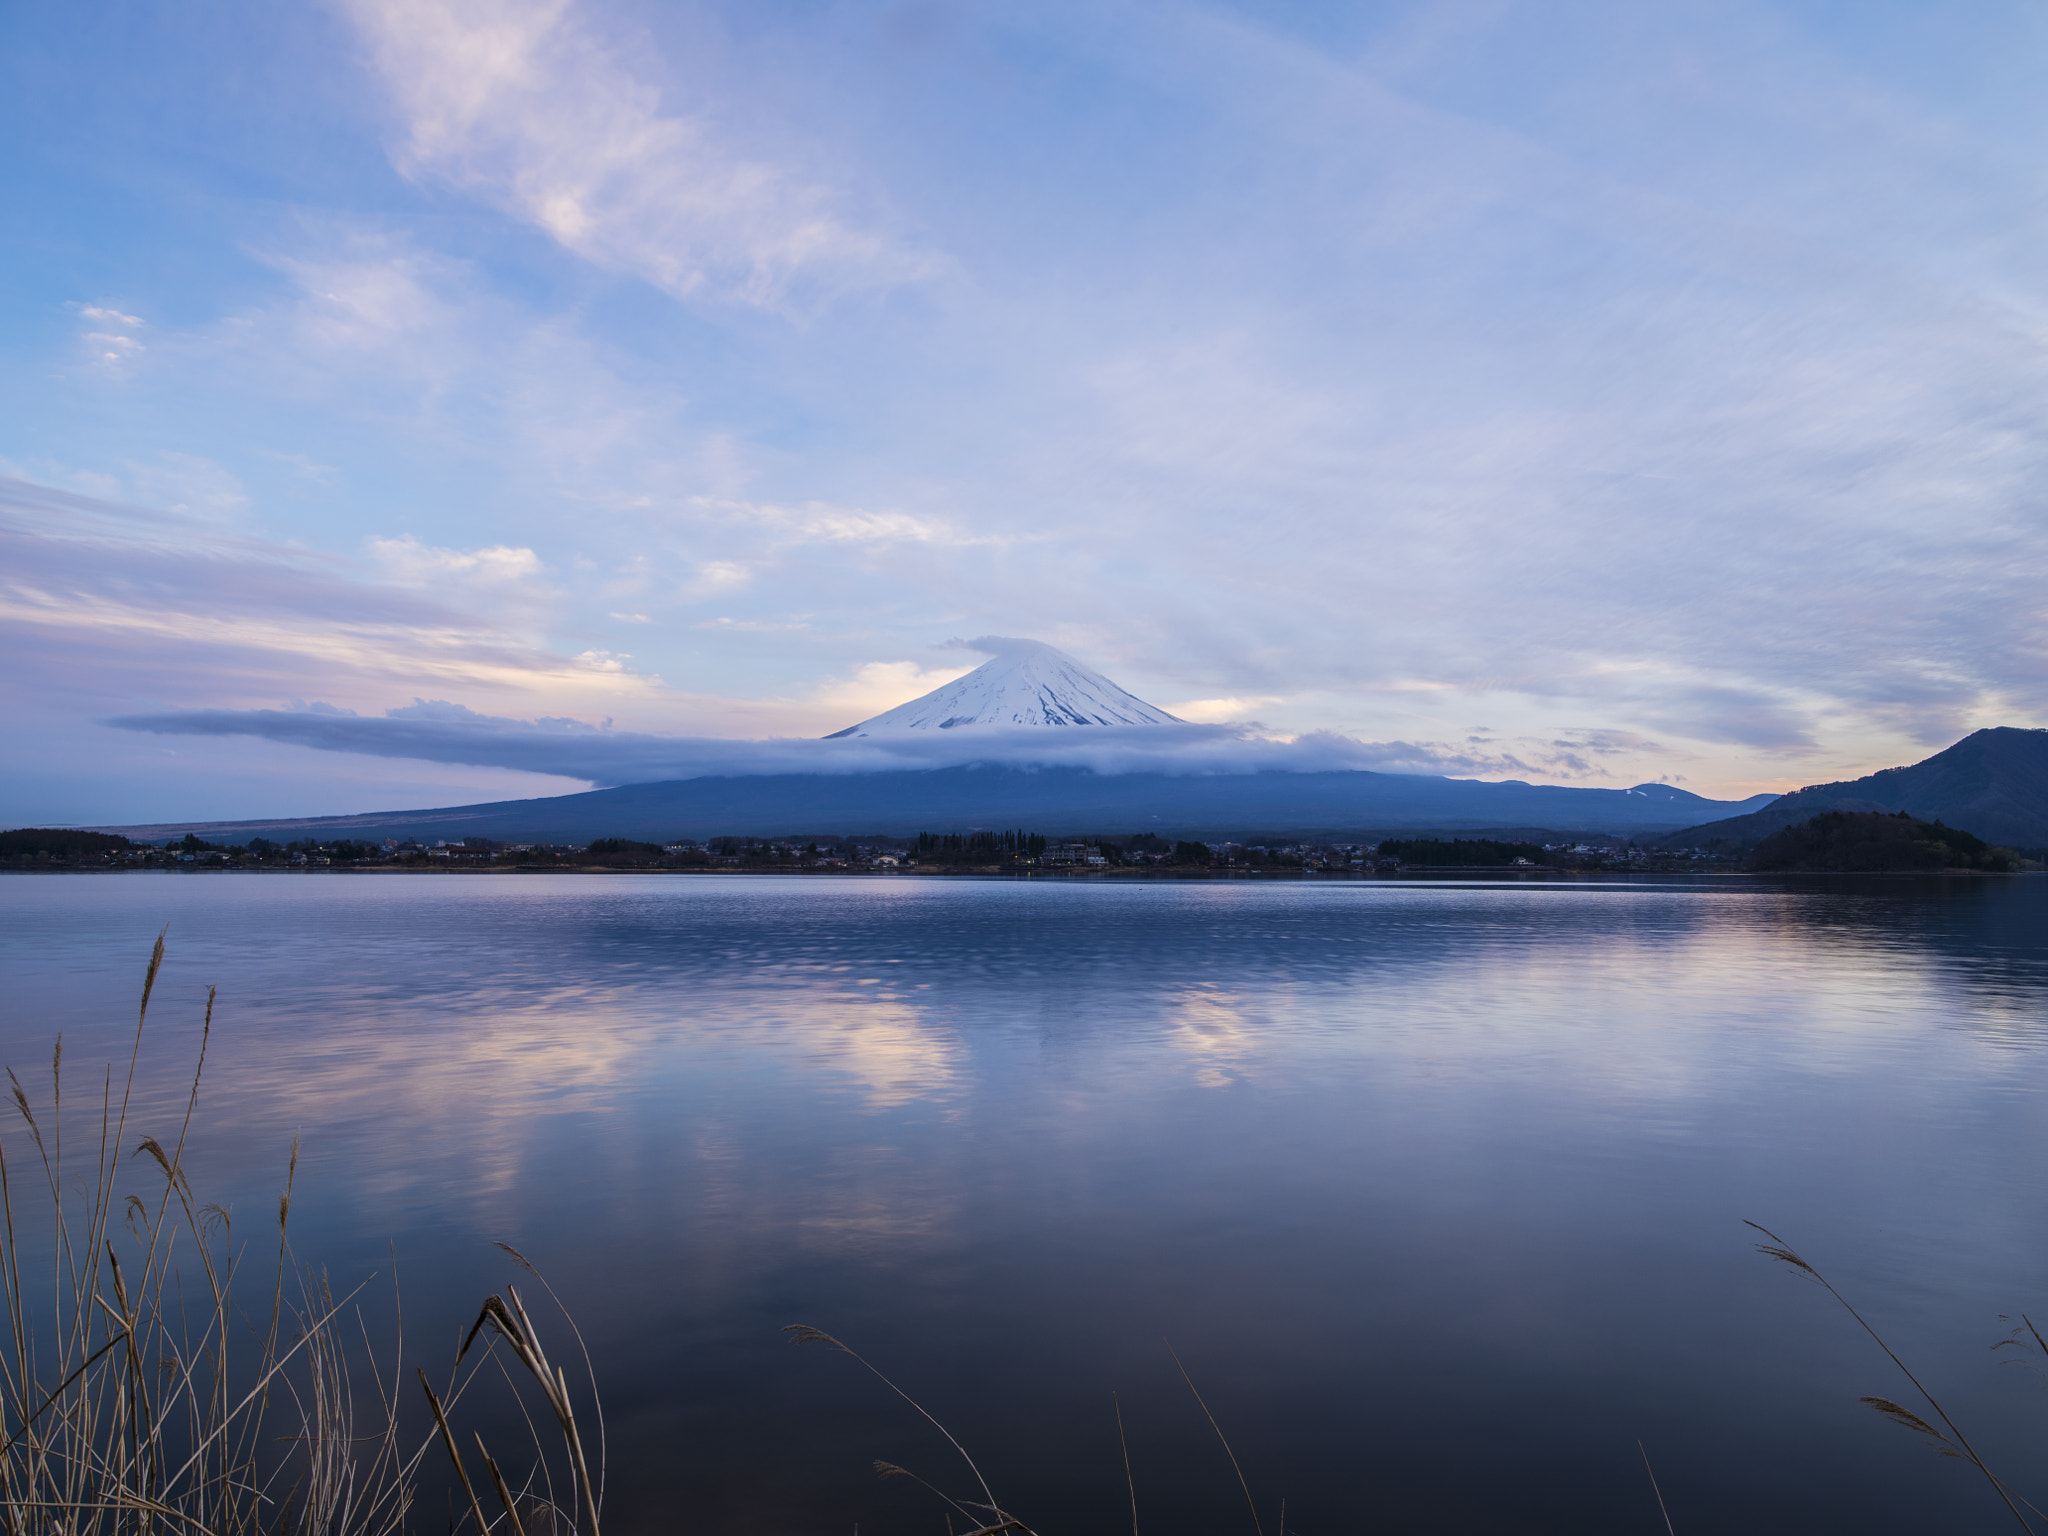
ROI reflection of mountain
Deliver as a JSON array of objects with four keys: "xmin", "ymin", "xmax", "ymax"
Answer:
[
  {"xmin": 1668, "ymin": 728, "xmax": 2048, "ymax": 849},
  {"xmin": 1739, "ymin": 875, "xmax": 2048, "ymax": 1037},
  {"xmin": 108, "ymin": 766, "xmax": 1780, "ymax": 843}
]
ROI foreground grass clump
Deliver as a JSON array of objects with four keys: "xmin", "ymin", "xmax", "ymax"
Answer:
[{"xmin": 0, "ymin": 933, "xmax": 602, "ymax": 1535}]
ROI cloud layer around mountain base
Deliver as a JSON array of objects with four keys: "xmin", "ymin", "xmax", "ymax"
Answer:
[{"xmin": 107, "ymin": 703, "xmax": 1554, "ymax": 786}]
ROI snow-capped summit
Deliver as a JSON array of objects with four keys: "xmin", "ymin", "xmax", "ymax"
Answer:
[{"xmin": 825, "ymin": 638, "xmax": 1185, "ymax": 737}]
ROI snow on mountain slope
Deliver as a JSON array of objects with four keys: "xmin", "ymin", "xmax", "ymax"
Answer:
[{"xmin": 826, "ymin": 638, "xmax": 1185, "ymax": 736}]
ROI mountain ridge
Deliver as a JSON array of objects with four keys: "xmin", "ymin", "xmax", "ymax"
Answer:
[
  {"xmin": 89, "ymin": 765, "xmax": 1778, "ymax": 845},
  {"xmin": 1663, "ymin": 727, "xmax": 2048, "ymax": 849}
]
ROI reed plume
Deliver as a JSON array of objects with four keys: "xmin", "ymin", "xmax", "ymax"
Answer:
[{"xmin": 0, "ymin": 933, "xmax": 602, "ymax": 1536}]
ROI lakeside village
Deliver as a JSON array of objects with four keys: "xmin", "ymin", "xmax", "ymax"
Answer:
[{"xmin": 5, "ymin": 826, "xmax": 1730, "ymax": 874}]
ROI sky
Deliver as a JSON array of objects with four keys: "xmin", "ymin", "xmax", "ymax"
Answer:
[{"xmin": 5, "ymin": 0, "xmax": 2048, "ymax": 823}]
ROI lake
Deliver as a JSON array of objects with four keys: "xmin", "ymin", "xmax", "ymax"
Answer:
[{"xmin": 3, "ymin": 872, "xmax": 2046, "ymax": 1533}]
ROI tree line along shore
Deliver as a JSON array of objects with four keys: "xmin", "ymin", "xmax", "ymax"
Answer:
[{"xmin": 4, "ymin": 813, "xmax": 2038, "ymax": 875}]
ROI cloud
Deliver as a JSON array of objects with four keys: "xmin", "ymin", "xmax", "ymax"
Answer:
[
  {"xmin": 83, "ymin": 332, "xmax": 143, "ymax": 365},
  {"xmin": 805, "ymin": 660, "xmax": 976, "ymax": 720},
  {"xmin": 1168, "ymin": 695, "xmax": 1286, "ymax": 724},
  {"xmin": 0, "ymin": 475, "xmax": 1045, "ymax": 778},
  {"xmin": 252, "ymin": 235, "xmax": 478, "ymax": 372},
  {"xmin": 17, "ymin": 0, "xmax": 2048, "ymax": 813},
  {"xmin": 1550, "ymin": 730, "xmax": 1673, "ymax": 758},
  {"xmin": 692, "ymin": 616, "xmax": 807, "ymax": 633},
  {"xmin": 1515, "ymin": 728, "xmax": 1681, "ymax": 779},
  {"xmin": 369, "ymin": 534, "xmax": 544, "ymax": 584},
  {"xmin": 0, "ymin": 474, "xmax": 663, "ymax": 715},
  {"xmin": 105, "ymin": 700, "xmax": 1582, "ymax": 787},
  {"xmin": 691, "ymin": 496, "xmax": 1002, "ymax": 550},
  {"xmin": 8, "ymin": 453, "xmax": 254, "ymax": 522},
  {"xmin": 340, "ymin": 0, "xmax": 942, "ymax": 309},
  {"xmin": 254, "ymin": 449, "xmax": 340, "ymax": 486},
  {"xmin": 72, "ymin": 303, "xmax": 147, "ymax": 372}
]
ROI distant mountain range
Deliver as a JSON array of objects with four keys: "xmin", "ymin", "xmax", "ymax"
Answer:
[
  {"xmin": 89, "ymin": 640, "xmax": 1771, "ymax": 842},
  {"xmin": 75, "ymin": 640, "xmax": 2048, "ymax": 850},
  {"xmin": 1666, "ymin": 727, "xmax": 2048, "ymax": 850},
  {"xmin": 101, "ymin": 769, "xmax": 1777, "ymax": 846}
]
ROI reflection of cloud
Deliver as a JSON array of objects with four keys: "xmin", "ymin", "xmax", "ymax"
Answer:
[
  {"xmin": 1165, "ymin": 989, "xmax": 1259, "ymax": 1089},
  {"xmin": 794, "ymin": 1178, "xmax": 959, "ymax": 1256},
  {"xmin": 205, "ymin": 971, "xmax": 965, "ymax": 1235},
  {"xmin": 69, "ymin": 871, "xmax": 2035, "ymax": 1332},
  {"xmin": 223, "ymin": 988, "xmax": 648, "ymax": 1222},
  {"xmin": 800, "ymin": 1001, "xmax": 963, "ymax": 1112}
]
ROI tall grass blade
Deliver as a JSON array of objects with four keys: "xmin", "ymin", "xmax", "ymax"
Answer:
[
  {"xmin": 1165, "ymin": 1341, "xmax": 1262, "ymax": 1536},
  {"xmin": 1638, "ymin": 1440, "xmax": 1675, "ymax": 1536},
  {"xmin": 1749, "ymin": 1221, "xmax": 2034, "ymax": 1533}
]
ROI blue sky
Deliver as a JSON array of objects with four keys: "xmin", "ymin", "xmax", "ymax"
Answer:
[{"xmin": 5, "ymin": 0, "xmax": 2047, "ymax": 822}]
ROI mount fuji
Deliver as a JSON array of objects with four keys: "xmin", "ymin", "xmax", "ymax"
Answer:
[
  {"xmin": 101, "ymin": 638, "xmax": 1788, "ymax": 843},
  {"xmin": 826, "ymin": 638, "xmax": 1184, "ymax": 735}
]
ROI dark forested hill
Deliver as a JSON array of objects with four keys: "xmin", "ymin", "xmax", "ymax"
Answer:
[
  {"xmin": 0, "ymin": 828, "xmax": 132, "ymax": 861},
  {"xmin": 1664, "ymin": 727, "xmax": 2048, "ymax": 850},
  {"xmin": 1749, "ymin": 811, "xmax": 2015, "ymax": 872}
]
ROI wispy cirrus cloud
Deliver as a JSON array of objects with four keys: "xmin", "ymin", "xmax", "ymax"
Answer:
[
  {"xmin": 693, "ymin": 495, "xmax": 1004, "ymax": 550},
  {"xmin": 340, "ymin": 0, "xmax": 944, "ymax": 309},
  {"xmin": 0, "ymin": 475, "xmax": 663, "ymax": 716},
  {"xmin": 368, "ymin": 534, "xmax": 545, "ymax": 585},
  {"xmin": 70, "ymin": 303, "xmax": 148, "ymax": 376}
]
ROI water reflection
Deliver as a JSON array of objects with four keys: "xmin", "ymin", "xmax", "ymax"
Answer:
[
  {"xmin": 2, "ymin": 873, "xmax": 2047, "ymax": 1534},
  {"xmin": 785, "ymin": 999, "xmax": 965, "ymax": 1112}
]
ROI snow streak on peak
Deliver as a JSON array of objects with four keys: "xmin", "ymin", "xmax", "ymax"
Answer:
[{"xmin": 825, "ymin": 638, "xmax": 1185, "ymax": 737}]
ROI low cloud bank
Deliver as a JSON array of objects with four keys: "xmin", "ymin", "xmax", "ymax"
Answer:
[{"xmin": 108, "ymin": 702, "xmax": 1522, "ymax": 784}]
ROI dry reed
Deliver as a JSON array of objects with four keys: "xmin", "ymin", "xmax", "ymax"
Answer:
[
  {"xmin": 1751, "ymin": 1220, "xmax": 2043, "ymax": 1533},
  {"xmin": 788, "ymin": 1324, "xmax": 1296, "ymax": 1536},
  {"xmin": 0, "ymin": 932, "xmax": 603, "ymax": 1536}
]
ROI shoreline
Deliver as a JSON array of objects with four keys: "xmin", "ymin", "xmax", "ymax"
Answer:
[{"xmin": 2, "ymin": 865, "xmax": 2021, "ymax": 881}]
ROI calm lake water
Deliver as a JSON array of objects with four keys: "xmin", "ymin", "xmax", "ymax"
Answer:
[{"xmin": 3, "ymin": 872, "xmax": 2048, "ymax": 1533}]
